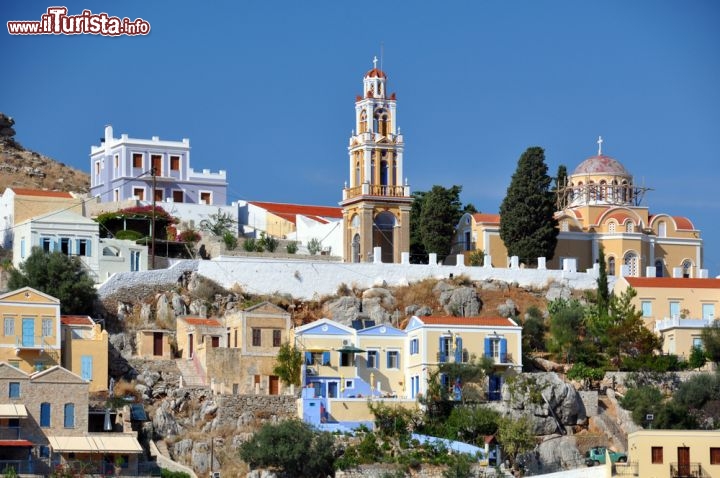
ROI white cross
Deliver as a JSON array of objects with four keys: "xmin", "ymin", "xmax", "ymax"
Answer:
[
  {"xmin": 373, "ymin": 56, "xmax": 378, "ymax": 69},
  {"xmin": 597, "ymin": 135, "xmax": 603, "ymax": 155}
]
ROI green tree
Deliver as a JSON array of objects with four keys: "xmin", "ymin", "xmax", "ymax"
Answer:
[
  {"xmin": 8, "ymin": 248, "xmax": 97, "ymax": 315},
  {"xmin": 701, "ymin": 321, "xmax": 720, "ymax": 363},
  {"xmin": 273, "ymin": 343, "xmax": 303, "ymax": 387},
  {"xmin": 547, "ymin": 298, "xmax": 586, "ymax": 363},
  {"xmin": 522, "ymin": 306, "xmax": 546, "ymax": 352},
  {"xmin": 418, "ymin": 185, "xmax": 464, "ymax": 261},
  {"xmin": 199, "ymin": 209, "xmax": 237, "ymax": 236},
  {"xmin": 409, "ymin": 190, "xmax": 428, "ymax": 263},
  {"xmin": 499, "ymin": 146, "xmax": 558, "ymax": 265},
  {"xmin": 443, "ymin": 406, "xmax": 500, "ymax": 446},
  {"xmin": 238, "ymin": 419, "xmax": 335, "ymax": 478},
  {"xmin": 596, "ymin": 246, "xmax": 610, "ymax": 319},
  {"xmin": 496, "ymin": 415, "xmax": 535, "ymax": 467},
  {"xmin": 554, "ymin": 164, "xmax": 568, "ymax": 208},
  {"xmin": 605, "ymin": 288, "xmax": 661, "ymax": 369}
]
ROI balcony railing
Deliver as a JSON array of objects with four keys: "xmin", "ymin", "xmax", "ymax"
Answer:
[
  {"xmin": 484, "ymin": 353, "xmax": 514, "ymax": 364},
  {"xmin": 15, "ymin": 336, "xmax": 53, "ymax": 350},
  {"xmin": 670, "ymin": 462, "xmax": 702, "ymax": 478},
  {"xmin": 436, "ymin": 350, "xmax": 470, "ymax": 364},
  {"xmin": 343, "ymin": 184, "xmax": 409, "ymax": 200}
]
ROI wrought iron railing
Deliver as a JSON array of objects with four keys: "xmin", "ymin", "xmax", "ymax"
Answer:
[{"xmin": 670, "ymin": 462, "xmax": 702, "ymax": 477}]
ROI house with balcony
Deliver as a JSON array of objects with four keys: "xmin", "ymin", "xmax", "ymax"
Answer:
[
  {"xmin": 404, "ymin": 316, "xmax": 522, "ymax": 401},
  {"xmin": 90, "ymin": 125, "xmax": 227, "ymax": 207},
  {"xmin": 0, "ymin": 363, "xmax": 143, "ymax": 475},
  {"xmin": 626, "ymin": 429, "xmax": 720, "ymax": 478},
  {"xmin": 0, "ymin": 287, "xmax": 61, "ymax": 374},
  {"xmin": 613, "ymin": 277, "xmax": 720, "ymax": 344},
  {"xmin": 60, "ymin": 316, "xmax": 109, "ymax": 393}
]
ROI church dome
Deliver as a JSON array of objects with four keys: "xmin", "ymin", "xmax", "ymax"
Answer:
[
  {"xmin": 364, "ymin": 68, "xmax": 387, "ymax": 79},
  {"xmin": 572, "ymin": 154, "xmax": 630, "ymax": 177}
]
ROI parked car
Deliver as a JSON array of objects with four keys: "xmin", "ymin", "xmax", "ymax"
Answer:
[{"xmin": 586, "ymin": 446, "xmax": 628, "ymax": 466}]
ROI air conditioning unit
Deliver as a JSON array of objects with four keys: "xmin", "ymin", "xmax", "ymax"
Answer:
[{"xmin": 342, "ymin": 339, "xmax": 350, "ymax": 346}]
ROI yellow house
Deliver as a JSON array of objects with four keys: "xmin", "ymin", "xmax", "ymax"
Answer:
[
  {"xmin": 404, "ymin": 316, "xmax": 522, "ymax": 401},
  {"xmin": 0, "ymin": 287, "xmax": 61, "ymax": 374},
  {"xmin": 60, "ymin": 315, "xmax": 109, "ymax": 392},
  {"xmin": 175, "ymin": 316, "xmax": 224, "ymax": 360},
  {"xmin": 452, "ymin": 141, "xmax": 704, "ymax": 276},
  {"xmin": 626, "ymin": 429, "xmax": 720, "ymax": 478}
]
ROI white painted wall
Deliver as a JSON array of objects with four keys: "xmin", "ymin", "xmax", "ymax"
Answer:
[
  {"xmin": 292, "ymin": 216, "xmax": 343, "ymax": 259},
  {"xmin": 98, "ymin": 238, "xmax": 149, "ymax": 281},
  {"xmin": 156, "ymin": 201, "xmax": 240, "ymax": 234}
]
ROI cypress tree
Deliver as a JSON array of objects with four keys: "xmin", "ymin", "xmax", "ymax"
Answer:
[{"xmin": 499, "ymin": 146, "xmax": 558, "ymax": 265}]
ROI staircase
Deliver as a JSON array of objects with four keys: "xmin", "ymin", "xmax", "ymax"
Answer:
[{"xmin": 175, "ymin": 359, "xmax": 206, "ymax": 388}]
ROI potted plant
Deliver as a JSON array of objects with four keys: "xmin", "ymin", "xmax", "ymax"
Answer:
[{"xmin": 113, "ymin": 455, "xmax": 124, "ymax": 476}]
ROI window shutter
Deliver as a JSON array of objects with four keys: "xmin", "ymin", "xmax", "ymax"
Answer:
[
  {"xmin": 40, "ymin": 403, "xmax": 51, "ymax": 427},
  {"xmin": 439, "ymin": 337, "xmax": 446, "ymax": 362},
  {"xmin": 64, "ymin": 403, "xmax": 75, "ymax": 428},
  {"xmin": 484, "ymin": 337, "xmax": 491, "ymax": 357},
  {"xmin": 304, "ymin": 352, "xmax": 312, "ymax": 365},
  {"xmin": 500, "ymin": 338, "xmax": 507, "ymax": 362},
  {"xmin": 322, "ymin": 351, "xmax": 330, "ymax": 366},
  {"xmin": 86, "ymin": 239, "xmax": 91, "ymax": 257},
  {"xmin": 455, "ymin": 337, "xmax": 463, "ymax": 362},
  {"xmin": 75, "ymin": 239, "xmax": 80, "ymax": 255},
  {"xmin": 81, "ymin": 355, "xmax": 93, "ymax": 381}
]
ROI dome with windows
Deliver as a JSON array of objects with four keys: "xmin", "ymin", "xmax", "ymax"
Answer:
[{"xmin": 364, "ymin": 68, "xmax": 387, "ymax": 79}]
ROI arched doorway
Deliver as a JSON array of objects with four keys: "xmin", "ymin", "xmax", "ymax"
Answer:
[
  {"xmin": 623, "ymin": 251, "xmax": 639, "ymax": 277},
  {"xmin": 352, "ymin": 234, "xmax": 361, "ymax": 263},
  {"xmin": 373, "ymin": 212, "xmax": 396, "ymax": 263},
  {"xmin": 655, "ymin": 259, "xmax": 664, "ymax": 278}
]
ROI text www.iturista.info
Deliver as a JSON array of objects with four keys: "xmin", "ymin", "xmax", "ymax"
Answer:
[{"xmin": 7, "ymin": 7, "xmax": 151, "ymax": 36}]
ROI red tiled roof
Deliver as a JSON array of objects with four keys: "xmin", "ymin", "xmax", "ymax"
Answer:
[
  {"xmin": 672, "ymin": 216, "xmax": 695, "ymax": 231},
  {"xmin": 365, "ymin": 68, "xmax": 387, "ymax": 79},
  {"xmin": 625, "ymin": 277, "xmax": 720, "ymax": 289},
  {"xmin": 472, "ymin": 213, "xmax": 500, "ymax": 224},
  {"xmin": 8, "ymin": 188, "xmax": 73, "ymax": 198},
  {"xmin": 412, "ymin": 316, "xmax": 517, "ymax": 327},
  {"xmin": 61, "ymin": 315, "xmax": 94, "ymax": 326},
  {"xmin": 605, "ymin": 212, "xmax": 633, "ymax": 224},
  {"xmin": 181, "ymin": 317, "xmax": 222, "ymax": 327},
  {"xmin": 0, "ymin": 440, "xmax": 33, "ymax": 447},
  {"xmin": 250, "ymin": 201, "xmax": 343, "ymax": 225},
  {"xmin": 572, "ymin": 154, "xmax": 630, "ymax": 176}
]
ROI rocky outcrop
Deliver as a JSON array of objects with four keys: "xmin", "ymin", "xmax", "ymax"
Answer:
[
  {"xmin": 361, "ymin": 287, "xmax": 395, "ymax": 323},
  {"xmin": 325, "ymin": 296, "xmax": 361, "ymax": 325}
]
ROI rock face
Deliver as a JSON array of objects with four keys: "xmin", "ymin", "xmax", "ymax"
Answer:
[
  {"xmin": 361, "ymin": 288, "xmax": 395, "ymax": 323},
  {"xmin": 440, "ymin": 286, "xmax": 481, "ymax": 317},
  {"xmin": 523, "ymin": 436, "xmax": 585, "ymax": 475},
  {"xmin": 545, "ymin": 281, "xmax": 573, "ymax": 302},
  {"xmin": 325, "ymin": 296, "xmax": 361, "ymax": 325},
  {"xmin": 490, "ymin": 373, "xmax": 587, "ymax": 435}
]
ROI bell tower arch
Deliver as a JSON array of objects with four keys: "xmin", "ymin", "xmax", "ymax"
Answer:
[{"xmin": 341, "ymin": 58, "xmax": 412, "ymax": 263}]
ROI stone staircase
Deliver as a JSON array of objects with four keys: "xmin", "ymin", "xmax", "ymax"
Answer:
[{"xmin": 175, "ymin": 358, "xmax": 206, "ymax": 388}]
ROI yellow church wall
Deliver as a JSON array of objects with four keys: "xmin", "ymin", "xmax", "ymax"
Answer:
[{"xmin": 549, "ymin": 237, "xmax": 593, "ymax": 270}]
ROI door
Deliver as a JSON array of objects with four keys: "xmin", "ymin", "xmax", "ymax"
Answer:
[
  {"xmin": 22, "ymin": 319, "xmax": 34, "ymax": 347},
  {"xmin": 211, "ymin": 336, "xmax": 220, "ymax": 348},
  {"xmin": 81, "ymin": 355, "xmax": 93, "ymax": 381},
  {"xmin": 327, "ymin": 381, "xmax": 338, "ymax": 398},
  {"xmin": 677, "ymin": 447, "xmax": 690, "ymax": 476},
  {"xmin": 269, "ymin": 376, "xmax": 279, "ymax": 395},
  {"xmin": 188, "ymin": 334, "xmax": 194, "ymax": 358},
  {"xmin": 153, "ymin": 332, "xmax": 163, "ymax": 356}
]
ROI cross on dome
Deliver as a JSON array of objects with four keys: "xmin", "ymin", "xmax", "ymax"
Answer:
[
  {"xmin": 373, "ymin": 56, "xmax": 378, "ymax": 69},
  {"xmin": 597, "ymin": 136, "xmax": 603, "ymax": 155}
]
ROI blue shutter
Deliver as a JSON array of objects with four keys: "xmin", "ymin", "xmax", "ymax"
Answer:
[
  {"xmin": 500, "ymin": 338, "xmax": 507, "ymax": 363},
  {"xmin": 75, "ymin": 239, "xmax": 80, "ymax": 255},
  {"xmin": 304, "ymin": 352, "xmax": 312, "ymax": 365},
  {"xmin": 9, "ymin": 382, "xmax": 20, "ymax": 398},
  {"xmin": 439, "ymin": 337, "xmax": 446, "ymax": 363},
  {"xmin": 455, "ymin": 337, "xmax": 463, "ymax": 363},
  {"xmin": 40, "ymin": 403, "xmax": 51, "ymax": 427},
  {"xmin": 64, "ymin": 403, "xmax": 75, "ymax": 428},
  {"xmin": 81, "ymin": 355, "xmax": 93, "ymax": 381},
  {"xmin": 484, "ymin": 337, "xmax": 491, "ymax": 358},
  {"xmin": 322, "ymin": 351, "xmax": 330, "ymax": 366},
  {"xmin": 86, "ymin": 239, "xmax": 91, "ymax": 257},
  {"xmin": 20, "ymin": 238, "xmax": 25, "ymax": 259}
]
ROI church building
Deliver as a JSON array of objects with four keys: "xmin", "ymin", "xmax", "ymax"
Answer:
[
  {"xmin": 453, "ymin": 138, "xmax": 703, "ymax": 277},
  {"xmin": 341, "ymin": 59, "xmax": 413, "ymax": 263}
]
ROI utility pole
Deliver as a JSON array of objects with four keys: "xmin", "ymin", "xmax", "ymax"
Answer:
[{"xmin": 151, "ymin": 167, "xmax": 156, "ymax": 269}]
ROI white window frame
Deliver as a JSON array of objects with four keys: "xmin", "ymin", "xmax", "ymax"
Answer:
[
  {"xmin": 4, "ymin": 318, "xmax": 14, "ymax": 336},
  {"xmin": 199, "ymin": 190, "xmax": 212, "ymax": 205},
  {"xmin": 132, "ymin": 187, "xmax": 145, "ymax": 201},
  {"xmin": 641, "ymin": 301, "xmax": 652, "ymax": 318}
]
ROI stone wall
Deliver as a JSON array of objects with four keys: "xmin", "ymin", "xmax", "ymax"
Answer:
[
  {"xmin": 336, "ymin": 464, "xmax": 489, "ymax": 478},
  {"xmin": 216, "ymin": 394, "xmax": 297, "ymax": 426}
]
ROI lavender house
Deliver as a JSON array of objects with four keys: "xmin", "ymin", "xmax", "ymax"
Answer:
[{"xmin": 90, "ymin": 125, "xmax": 227, "ymax": 206}]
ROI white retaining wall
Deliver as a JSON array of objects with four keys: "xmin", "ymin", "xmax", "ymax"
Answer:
[{"xmin": 97, "ymin": 260, "xmax": 199, "ymax": 297}]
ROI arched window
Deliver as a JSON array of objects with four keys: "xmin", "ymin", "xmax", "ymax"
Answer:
[
  {"xmin": 625, "ymin": 221, "xmax": 634, "ymax": 233},
  {"xmin": 621, "ymin": 180, "xmax": 629, "ymax": 203},
  {"xmin": 588, "ymin": 181, "xmax": 596, "ymax": 202},
  {"xmin": 658, "ymin": 221, "xmax": 667, "ymax": 238},
  {"xmin": 655, "ymin": 259, "xmax": 664, "ymax": 278},
  {"xmin": 682, "ymin": 259, "xmax": 693, "ymax": 278},
  {"xmin": 359, "ymin": 111, "xmax": 367, "ymax": 134},
  {"xmin": 623, "ymin": 251, "xmax": 639, "ymax": 277},
  {"xmin": 102, "ymin": 246, "xmax": 120, "ymax": 257},
  {"xmin": 607, "ymin": 257, "xmax": 616, "ymax": 276},
  {"xmin": 380, "ymin": 160, "xmax": 389, "ymax": 186},
  {"xmin": 608, "ymin": 221, "xmax": 616, "ymax": 234},
  {"xmin": 350, "ymin": 214, "xmax": 360, "ymax": 228},
  {"xmin": 599, "ymin": 180, "xmax": 607, "ymax": 201},
  {"xmin": 351, "ymin": 234, "xmax": 361, "ymax": 263},
  {"xmin": 354, "ymin": 161, "xmax": 361, "ymax": 187}
]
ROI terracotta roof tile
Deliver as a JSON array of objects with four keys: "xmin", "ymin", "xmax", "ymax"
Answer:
[
  {"xmin": 249, "ymin": 202, "xmax": 343, "ymax": 224},
  {"xmin": 8, "ymin": 188, "xmax": 73, "ymax": 198},
  {"xmin": 181, "ymin": 317, "xmax": 222, "ymax": 327},
  {"xmin": 625, "ymin": 277, "xmax": 720, "ymax": 289},
  {"xmin": 672, "ymin": 216, "xmax": 695, "ymax": 230},
  {"xmin": 472, "ymin": 213, "xmax": 500, "ymax": 224},
  {"xmin": 365, "ymin": 68, "xmax": 387, "ymax": 79},
  {"xmin": 61, "ymin": 315, "xmax": 94, "ymax": 326},
  {"xmin": 411, "ymin": 316, "xmax": 517, "ymax": 327}
]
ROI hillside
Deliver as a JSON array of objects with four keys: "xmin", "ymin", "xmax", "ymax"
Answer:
[{"xmin": 0, "ymin": 113, "xmax": 90, "ymax": 194}]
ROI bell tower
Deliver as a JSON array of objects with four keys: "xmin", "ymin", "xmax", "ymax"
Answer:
[{"xmin": 341, "ymin": 58, "xmax": 412, "ymax": 263}]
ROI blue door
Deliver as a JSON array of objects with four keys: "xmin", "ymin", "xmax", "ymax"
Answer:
[
  {"xmin": 22, "ymin": 319, "xmax": 34, "ymax": 347},
  {"xmin": 81, "ymin": 356, "xmax": 93, "ymax": 381}
]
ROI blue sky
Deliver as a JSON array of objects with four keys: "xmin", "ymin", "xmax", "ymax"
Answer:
[{"xmin": 3, "ymin": 1, "xmax": 719, "ymax": 275}]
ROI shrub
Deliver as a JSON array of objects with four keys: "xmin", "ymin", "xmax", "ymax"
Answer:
[
  {"xmin": 160, "ymin": 469, "xmax": 191, "ymax": 478},
  {"xmin": 177, "ymin": 229, "xmax": 201, "ymax": 243},
  {"xmin": 115, "ymin": 229, "xmax": 144, "ymax": 241},
  {"xmin": 307, "ymin": 238, "xmax": 322, "ymax": 255},
  {"xmin": 688, "ymin": 346, "xmax": 707, "ymax": 369},
  {"xmin": 468, "ymin": 250, "xmax": 484, "ymax": 266},
  {"xmin": 259, "ymin": 232, "xmax": 278, "ymax": 252},
  {"xmin": 222, "ymin": 231, "xmax": 238, "ymax": 251},
  {"xmin": 243, "ymin": 238, "xmax": 256, "ymax": 252},
  {"xmin": 286, "ymin": 241, "xmax": 298, "ymax": 254}
]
